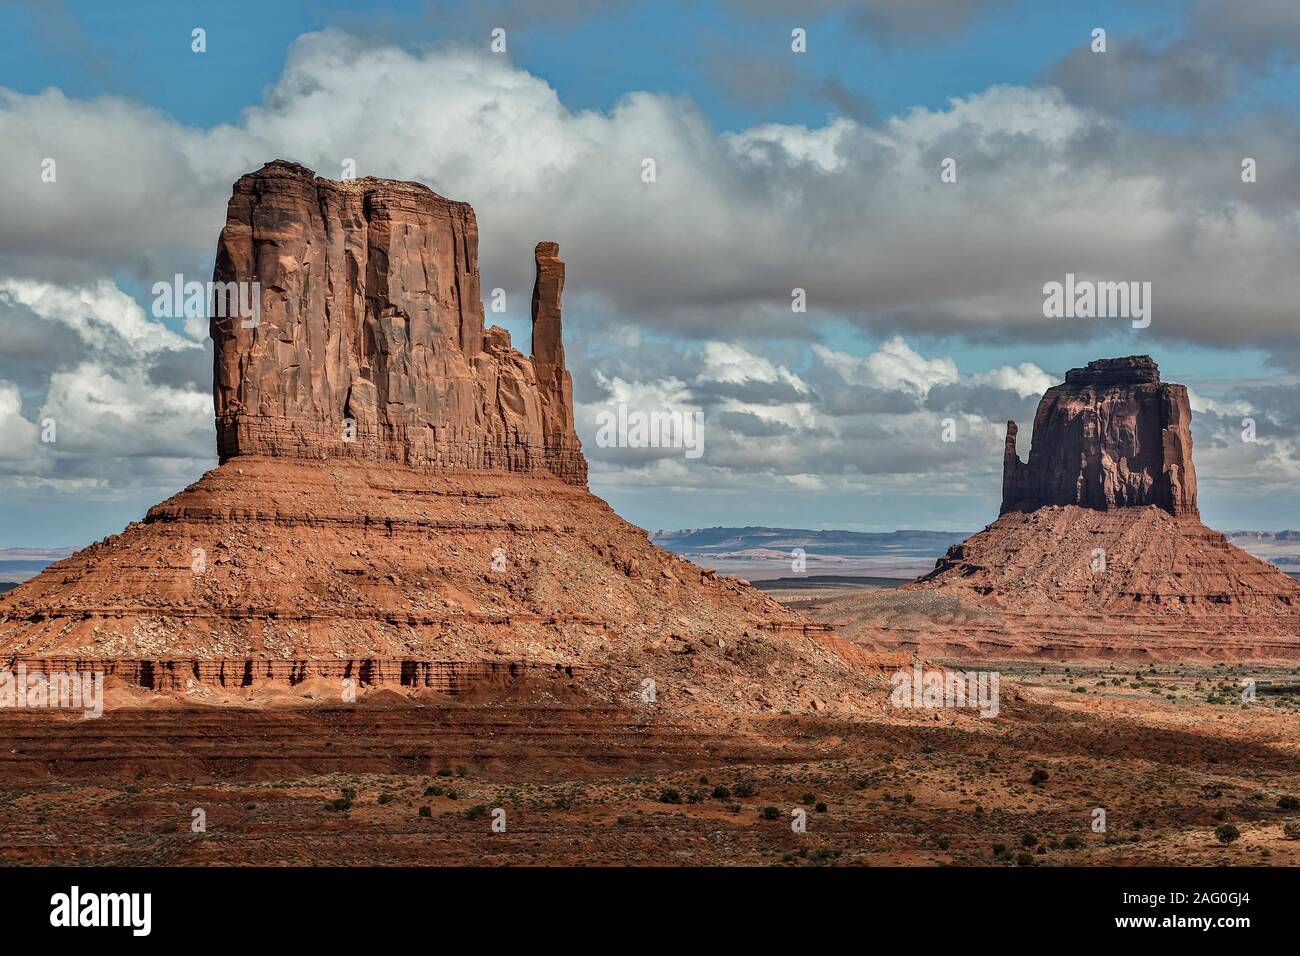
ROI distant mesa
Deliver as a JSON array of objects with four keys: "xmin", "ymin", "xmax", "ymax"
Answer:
[
  {"xmin": 1001, "ymin": 356, "xmax": 1196, "ymax": 516},
  {"xmin": 815, "ymin": 356, "xmax": 1300, "ymax": 663}
]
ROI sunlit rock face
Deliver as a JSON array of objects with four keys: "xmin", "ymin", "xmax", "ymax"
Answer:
[
  {"xmin": 1002, "ymin": 356, "xmax": 1196, "ymax": 517},
  {"xmin": 211, "ymin": 160, "xmax": 586, "ymax": 486}
]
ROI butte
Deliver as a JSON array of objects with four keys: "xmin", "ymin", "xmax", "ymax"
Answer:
[
  {"xmin": 0, "ymin": 160, "xmax": 879, "ymax": 716},
  {"xmin": 818, "ymin": 356, "xmax": 1300, "ymax": 663}
]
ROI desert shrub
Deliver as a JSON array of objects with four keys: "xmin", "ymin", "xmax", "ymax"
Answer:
[
  {"xmin": 1215, "ymin": 824, "xmax": 1241, "ymax": 845},
  {"xmin": 1029, "ymin": 769, "xmax": 1049, "ymax": 785},
  {"xmin": 1283, "ymin": 822, "xmax": 1300, "ymax": 840},
  {"xmin": 1062, "ymin": 835, "xmax": 1084, "ymax": 850},
  {"xmin": 424, "ymin": 785, "xmax": 443, "ymax": 797},
  {"xmin": 465, "ymin": 804, "xmax": 489, "ymax": 820},
  {"xmin": 326, "ymin": 797, "xmax": 352, "ymax": 812},
  {"xmin": 802, "ymin": 792, "xmax": 817, "ymax": 804},
  {"xmin": 418, "ymin": 805, "xmax": 431, "ymax": 818},
  {"xmin": 733, "ymin": 779, "xmax": 758, "ymax": 798},
  {"xmin": 378, "ymin": 792, "xmax": 394, "ymax": 805},
  {"xmin": 1277, "ymin": 796, "xmax": 1299, "ymax": 811},
  {"xmin": 1016, "ymin": 852, "xmax": 1035, "ymax": 866},
  {"xmin": 659, "ymin": 788, "xmax": 682, "ymax": 805},
  {"xmin": 815, "ymin": 802, "xmax": 828, "ymax": 813},
  {"xmin": 711, "ymin": 785, "xmax": 731, "ymax": 800},
  {"xmin": 759, "ymin": 806, "xmax": 780, "ymax": 820},
  {"xmin": 436, "ymin": 767, "xmax": 453, "ymax": 777},
  {"xmin": 1021, "ymin": 833, "xmax": 1037, "ymax": 847}
]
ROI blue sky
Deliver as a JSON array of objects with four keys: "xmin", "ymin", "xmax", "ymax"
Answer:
[
  {"xmin": 2, "ymin": 0, "xmax": 1299, "ymax": 546},
  {"xmin": 0, "ymin": 2, "xmax": 1224, "ymax": 133}
]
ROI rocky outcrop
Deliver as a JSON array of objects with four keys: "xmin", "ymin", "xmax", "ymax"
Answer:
[
  {"xmin": 1001, "ymin": 356, "xmax": 1197, "ymax": 516},
  {"xmin": 212, "ymin": 160, "xmax": 586, "ymax": 485},
  {"xmin": 0, "ymin": 161, "xmax": 880, "ymax": 714},
  {"xmin": 826, "ymin": 355, "xmax": 1300, "ymax": 663}
]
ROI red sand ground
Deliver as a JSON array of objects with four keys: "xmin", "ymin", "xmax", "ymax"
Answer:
[{"xmin": 1, "ymin": 662, "xmax": 1297, "ymax": 866}]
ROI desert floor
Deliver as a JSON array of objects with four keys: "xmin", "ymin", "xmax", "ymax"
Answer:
[{"xmin": 1, "ymin": 659, "xmax": 1297, "ymax": 866}]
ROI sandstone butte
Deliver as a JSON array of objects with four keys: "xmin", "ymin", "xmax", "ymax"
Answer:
[
  {"xmin": 826, "ymin": 356, "xmax": 1300, "ymax": 663},
  {"xmin": 0, "ymin": 161, "xmax": 882, "ymax": 716}
]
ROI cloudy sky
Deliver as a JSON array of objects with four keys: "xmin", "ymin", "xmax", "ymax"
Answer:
[{"xmin": 2, "ymin": 0, "xmax": 1299, "ymax": 547}]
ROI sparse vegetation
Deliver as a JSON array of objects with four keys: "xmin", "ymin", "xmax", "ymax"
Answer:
[{"xmin": 1215, "ymin": 824, "xmax": 1241, "ymax": 845}]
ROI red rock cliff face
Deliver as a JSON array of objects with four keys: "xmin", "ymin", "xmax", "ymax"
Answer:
[
  {"xmin": 1002, "ymin": 356, "xmax": 1197, "ymax": 516},
  {"xmin": 211, "ymin": 160, "xmax": 587, "ymax": 485}
]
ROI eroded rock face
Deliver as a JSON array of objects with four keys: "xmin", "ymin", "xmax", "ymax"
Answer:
[
  {"xmin": 824, "ymin": 354, "xmax": 1300, "ymax": 664},
  {"xmin": 1002, "ymin": 356, "xmax": 1197, "ymax": 516},
  {"xmin": 211, "ymin": 160, "xmax": 587, "ymax": 485},
  {"xmin": 0, "ymin": 160, "xmax": 881, "ymax": 715}
]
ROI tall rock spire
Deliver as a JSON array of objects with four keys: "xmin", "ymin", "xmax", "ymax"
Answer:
[
  {"xmin": 531, "ymin": 241, "xmax": 565, "ymax": 369},
  {"xmin": 530, "ymin": 241, "xmax": 581, "ymax": 476}
]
